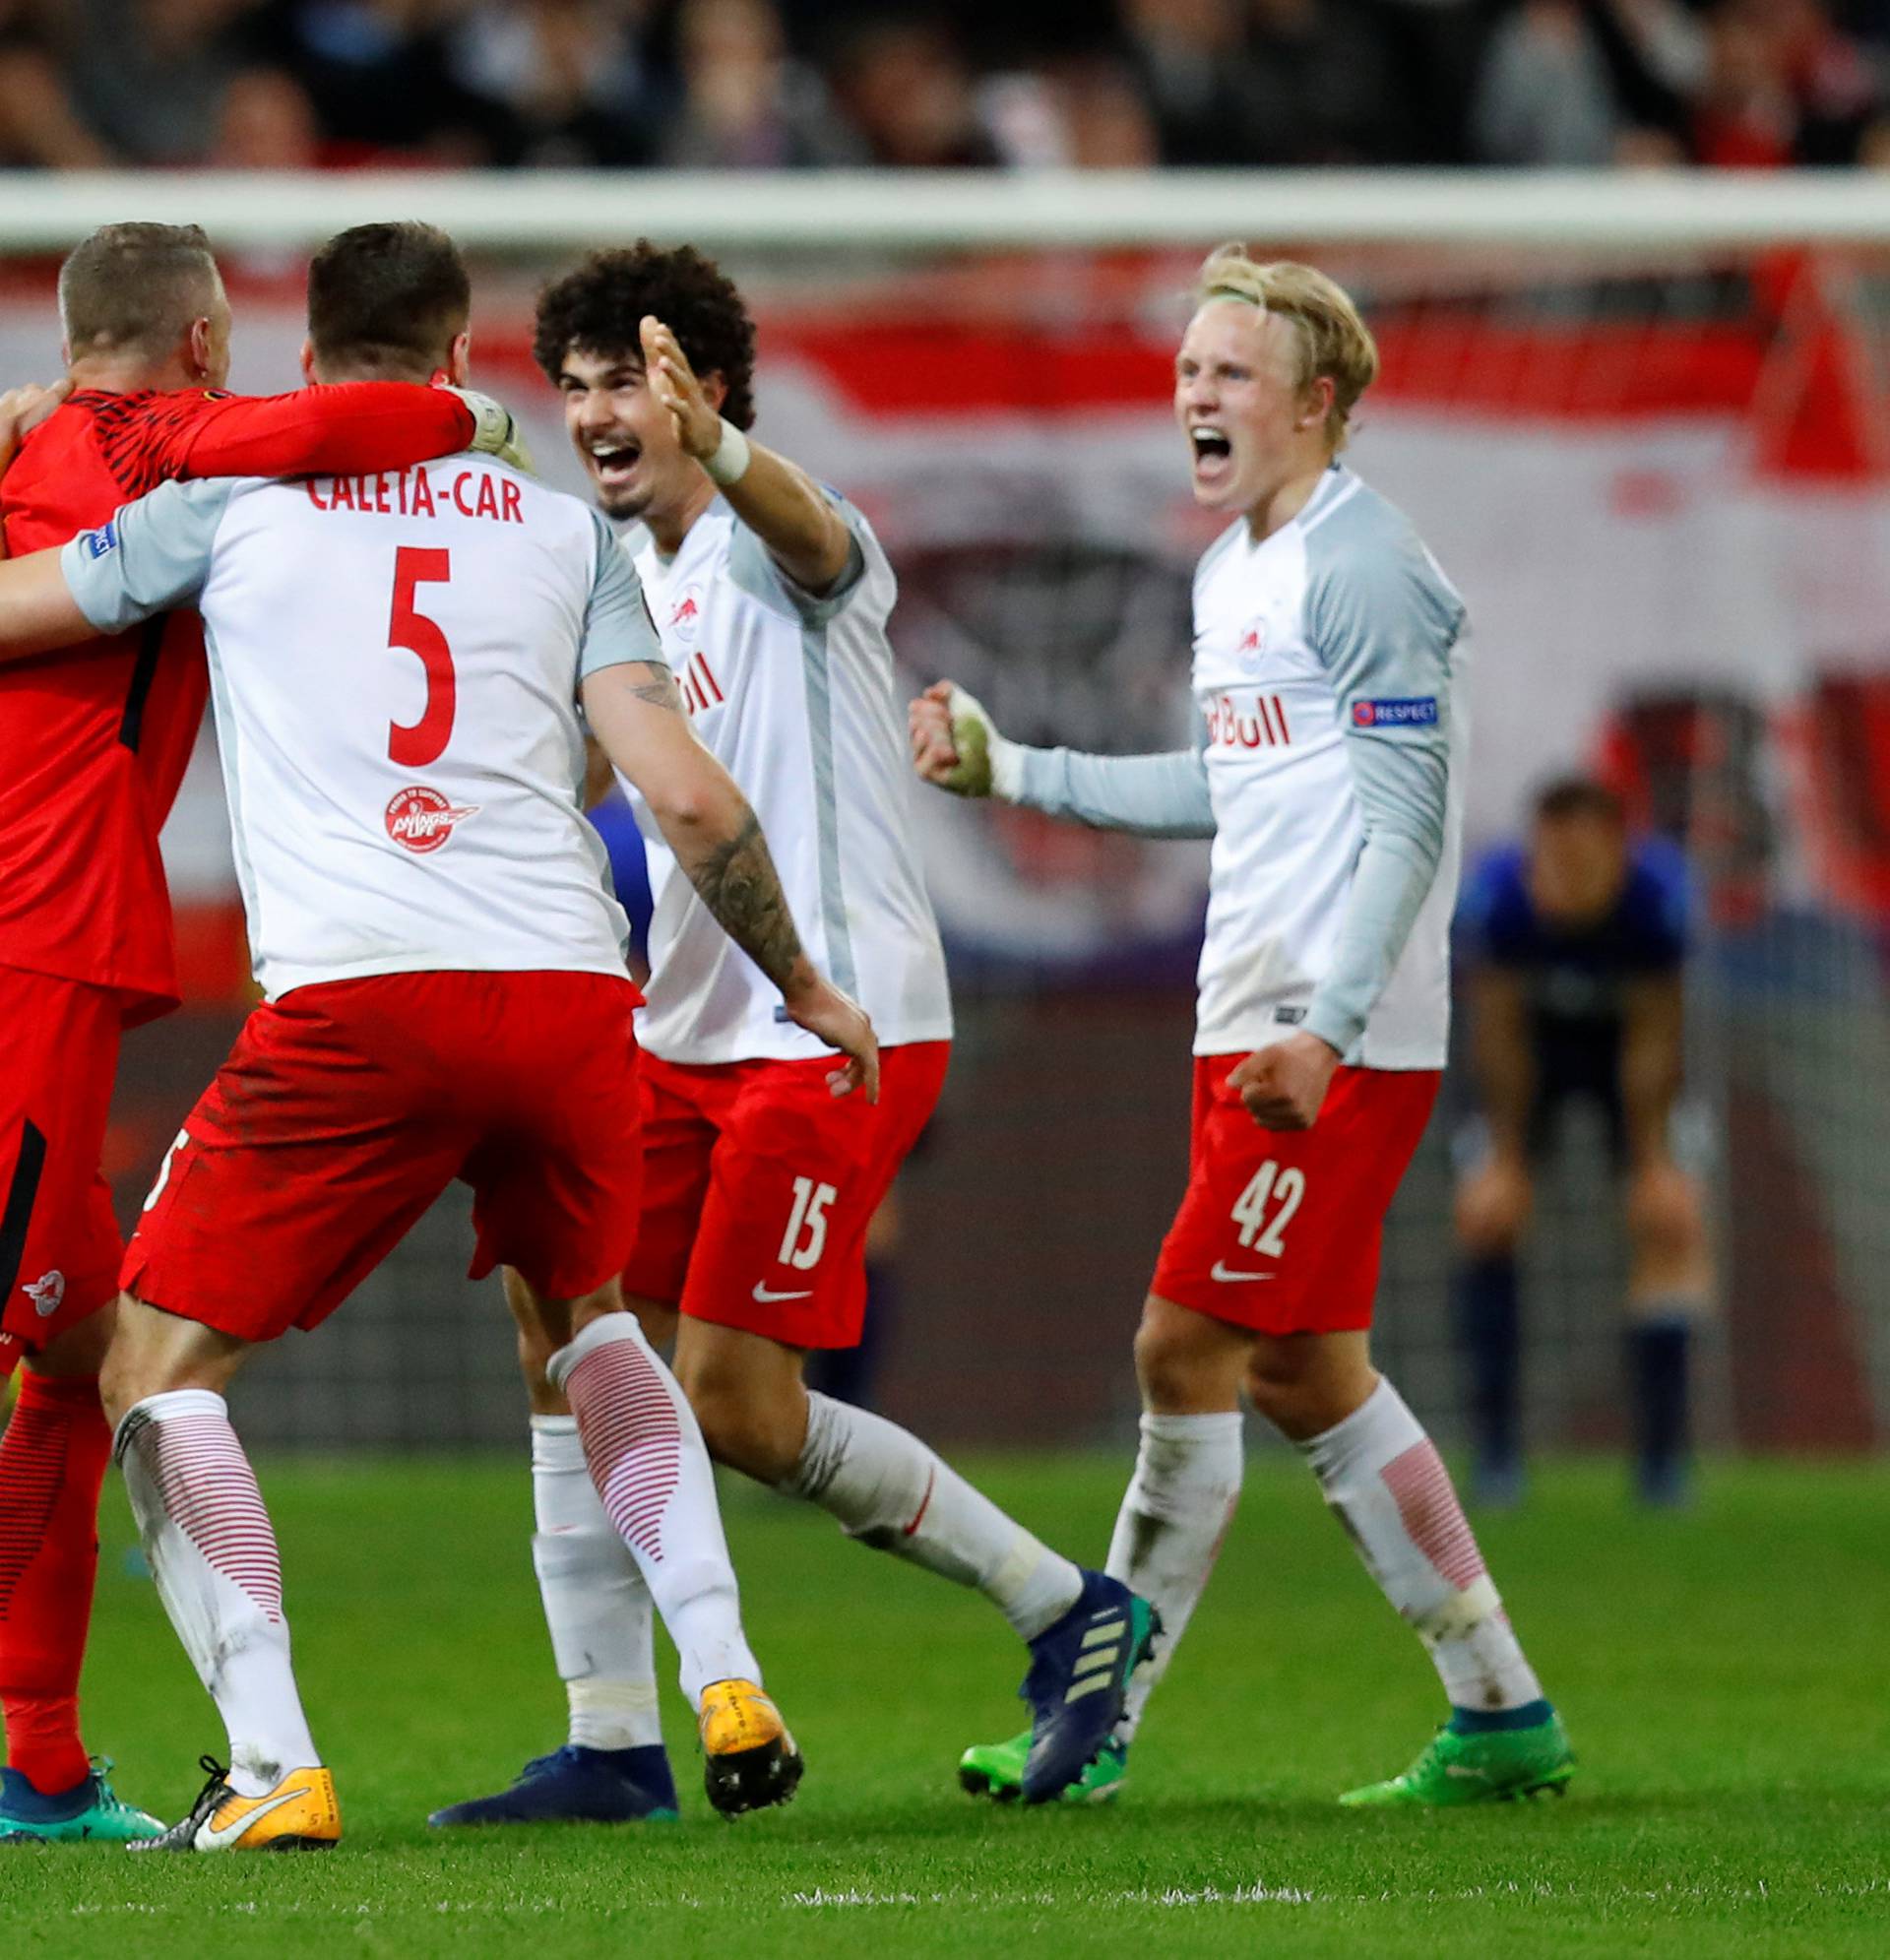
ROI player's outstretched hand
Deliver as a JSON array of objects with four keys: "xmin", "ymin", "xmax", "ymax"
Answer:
[
  {"xmin": 910, "ymin": 680, "xmax": 1000, "ymax": 797},
  {"xmin": 439, "ymin": 385, "xmax": 535, "ymax": 475},
  {"xmin": 1228, "ymin": 1032, "xmax": 1341, "ymax": 1131},
  {"xmin": 0, "ymin": 378, "xmax": 71, "ymax": 480},
  {"xmin": 641, "ymin": 316, "xmax": 724, "ymax": 462},
  {"xmin": 783, "ymin": 971, "xmax": 881, "ymax": 1104}
]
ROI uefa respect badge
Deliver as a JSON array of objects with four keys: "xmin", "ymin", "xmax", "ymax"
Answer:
[{"xmin": 1352, "ymin": 697, "xmax": 1438, "ymax": 728}]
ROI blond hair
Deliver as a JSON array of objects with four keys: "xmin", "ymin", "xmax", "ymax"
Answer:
[{"xmin": 1194, "ymin": 245, "xmax": 1378, "ymax": 452}]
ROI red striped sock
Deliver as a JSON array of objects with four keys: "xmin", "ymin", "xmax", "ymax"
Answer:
[
  {"xmin": 550, "ymin": 1315, "xmax": 758, "ymax": 1703},
  {"xmin": 0, "ymin": 1372, "xmax": 109, "ymax": 1797}
]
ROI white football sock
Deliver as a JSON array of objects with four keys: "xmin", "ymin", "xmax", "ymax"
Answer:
[
  {"xmin": 547, "ymin": 1315, "xmax": 759, "ymax": 1708},
  {"xmin": 786, "ymin": 1391, "xmax": 1083, "ymax": 1642},
  {"xmin": 530, "ymin": 1415, "xmax": 662, "ymax": 1751},
  {"xmin": 1105, "ymin": 1410, "xmax": 1243, "ymax": 1742},
  {"xmin": 1300, "ymin": 1378, "xmax": 1544, "ymax": 1715},
  {"xmin": 114, "ymin": 1389, "xmax": 321, "ymax": 1798}
]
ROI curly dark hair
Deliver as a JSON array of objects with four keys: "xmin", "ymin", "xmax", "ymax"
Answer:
[{"xmin": 533, "ymin": 242, "xmax": 758, "ymax": 431}]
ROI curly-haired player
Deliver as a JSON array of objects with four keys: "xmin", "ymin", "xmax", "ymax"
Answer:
[{"xmin": 431, "ymin": 243, "xmax": 1154, "ymax": 1828}]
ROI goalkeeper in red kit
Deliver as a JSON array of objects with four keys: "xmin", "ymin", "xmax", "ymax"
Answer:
[{"xmin": 0, "ymin": 221, "xmax": 522, "ymax": 1844}]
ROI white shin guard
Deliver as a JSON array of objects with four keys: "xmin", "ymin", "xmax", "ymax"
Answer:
[
  {"xmin": 530, "ymin": 1415, "xmax": 662, "ymax": 1751},
  {"xmin": 1105, "ymin": 1410, "xmax": 1244, "ymax": 1741},
  {"xmin": 547, "ymin": 1315, "xmax": 758, "ymax": 1707},
  {"xmin": 114, "ymin": 1388, "xmax": 320, "ymax": 1795},
  {"xmin": 1300, "ymin": 1378, "xmax": 1544, "ymax": 1715},
  {"xmin": 786, "ymin": 1391, "xmax": 1082, "ymax": 1642}
]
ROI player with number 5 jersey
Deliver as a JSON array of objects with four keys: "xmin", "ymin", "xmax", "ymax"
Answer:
[
  {"xmin": 430, "ymin": 245, "xmax": 1152, "ymax": 1831},
  {"xmin": 0, "ymin": 223, "xmax": 879, "ymax": 1848},
  {"xmin": 914, "ymin": 247, "xmax": 1572, "ymax": 1810}
]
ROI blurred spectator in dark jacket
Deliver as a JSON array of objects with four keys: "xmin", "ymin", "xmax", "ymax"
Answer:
[
  {"xmin": 242, "ymin": 0, "xmax": 495, "ymax": 164},
  {"xmin": 827, "ymin": 14, "xmax": 1003, "ymax": 166},
  {"xmin": 1117, "ymin": 0, "xmax": 1260, "ymax": 163},
  {"xmin": 0, "ymin": 0, "xmax": 112, "ymax": 164},
  {"xmin": 447, "ymin": 0, "xmax": 659, "ymax": 165},
  {"xmin": 659, "ymin": 0, "xmax": 852, "ymax": 167},
  {"xmin": 1244, "ymin": 0, "xmax": 1403, "ymax": 162}
]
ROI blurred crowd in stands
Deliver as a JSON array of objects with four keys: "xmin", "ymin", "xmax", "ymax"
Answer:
[{"xmin": 2, "ymin": 0, "xmax": 1888, "ymax": 173}]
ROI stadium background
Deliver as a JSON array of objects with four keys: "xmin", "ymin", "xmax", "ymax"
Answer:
[{"xmin": 7, "ymin": 203, "xmax": 1890, "ymax": 1459}]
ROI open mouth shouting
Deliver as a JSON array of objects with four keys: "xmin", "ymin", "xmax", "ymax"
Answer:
[
  {"xmin": 585, "ymin": 432, "xmax": 644, "ymax": 498},
  {"xmin": 1188, "ymin": 422, "xmax": 1234, "ymax": 493}
]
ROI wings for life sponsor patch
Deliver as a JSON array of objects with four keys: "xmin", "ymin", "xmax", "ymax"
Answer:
[
  {"xmin": 84, "ymin": 521, "xmax": 118, "ymax": 558},
  {"xmin": 1351, "ymin": 696, "xmax": 1438, "ymax": 728},
  {"xmin": 385, "ymin": 785, "xmax": 480, "ymax": 854}
]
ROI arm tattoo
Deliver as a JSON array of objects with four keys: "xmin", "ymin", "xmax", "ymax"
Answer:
[
  {"xmin": 684, "ymin": 807, "xmax": 805, "ymax": 989},
  {"xmin": 623, "ymin": 660, "xmax": 684, "ymax": 712}
]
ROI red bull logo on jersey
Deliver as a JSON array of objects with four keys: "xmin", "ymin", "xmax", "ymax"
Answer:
[
  {"xmin": 1352, "ymin": 696, "xmax": 1438, "ymax": 728},
  {"xmin": 668, "ymin": 584, "xmax": 705, "ymax": 643},
  {"xmin": 1237, "ymin": 619, "xmax": 1266, "ymax": 669},
  {"xmin": 1206, "ymin": 692, "xmax": 1292, "ymax": 750},
  {"xmin": 385, "ymin": 785, "xmax": 480, "ymax": 854}
]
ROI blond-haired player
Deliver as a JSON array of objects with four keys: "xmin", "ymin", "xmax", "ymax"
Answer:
[{"xmin": 914, "ymin": 248, "xmax": 1574, "ymax": 1807}]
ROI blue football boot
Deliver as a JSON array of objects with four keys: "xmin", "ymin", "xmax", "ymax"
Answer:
[
  {"xmin": 1017, "ymin": 1572, "xmax": 1158, "ymax": 1803},
  {"xmin": 428, "ymin": 1744, "xmax": 679, "ymax": 1826}
]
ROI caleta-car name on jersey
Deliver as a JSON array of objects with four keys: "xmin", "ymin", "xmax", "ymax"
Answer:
[
  {"xmin": 303, "ymin": 466, "xmax": 524, "ymax": 526},
  {"xmin": 1205, "ymin": 690, "xmax": 1292, "ymax": 751}
]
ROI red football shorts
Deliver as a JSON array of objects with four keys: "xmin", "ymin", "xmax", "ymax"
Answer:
[
  {"xmin": 0, "ymin": 966, "xmax": 127, "ymax": 1379},
  {"xmin": 123, "ymin": 970, "xmax": 645, "ymax": 1344},
  {"xmin": 624, "ymin": 1041, "xmax": 950, "ymax": 1351},
  {"xmin": 1151, "ymin": 1056, "xmax": 1440, "ymax": 1337}
]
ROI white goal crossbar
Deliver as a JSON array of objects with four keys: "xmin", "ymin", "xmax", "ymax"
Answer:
[{"xmin": 3, "ymin": 168, "xmax": 1890, "ymax": 253}]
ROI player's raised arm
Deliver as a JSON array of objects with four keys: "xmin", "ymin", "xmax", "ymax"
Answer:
[
  {"xmin": 909, "ymin": 678, "xmax": 1216, "ymax": 839},
  {"xmin": 641, "ymin": 316, "xmax": 852, "ymax": 595}
]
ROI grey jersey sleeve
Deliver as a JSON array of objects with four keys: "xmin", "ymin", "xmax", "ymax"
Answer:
[
  {"xmin": 59, "ymin": 477, "xmax": 236, "ymax": 631},
  {"xmin": 578, "ymin": 513, "xmax": 668, "ymax": 679},
  {"xmin": 1301, "ymin": 499, "xmax": 1466, "ymax": 1057},
  {"xmin": 1004, "ymin": 720, "xmax": 1216, "ymax": 840},
  {"xmin": 725, "ymin": 485, "xmax": 872, "ymax": 629}
]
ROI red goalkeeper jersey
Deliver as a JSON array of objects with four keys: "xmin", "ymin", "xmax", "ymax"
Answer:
[{"xmin": 0, "ymin": 382, "xmax": 476, "ymax": 1022}]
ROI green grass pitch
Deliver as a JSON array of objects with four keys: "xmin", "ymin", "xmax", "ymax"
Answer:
[{"xmin": 5, "ymin": 1453, "xmax": 1888, "ymax": 1956}]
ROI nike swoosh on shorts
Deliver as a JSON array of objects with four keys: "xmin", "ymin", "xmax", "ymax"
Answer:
[
  {"xmin": 1210, "ymin": 1262, "xmax": 1277, "ymax": 1283},
  {"xmin": 751, "ymin": 1283, "xmax": 814, "ymax": 1303}
]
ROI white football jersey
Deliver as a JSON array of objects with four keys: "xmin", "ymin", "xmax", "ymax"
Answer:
[
  {"xmin": 63, "ymin": 457, "xmax": 662, "ymax": 1000},
  {"xmin": 620, "ymin": 492, "xmax": 952, "ymax": 1065},
  {"xmin": 1190, "ymin": 465, "xmax": 1469, "ymax": 1066}
]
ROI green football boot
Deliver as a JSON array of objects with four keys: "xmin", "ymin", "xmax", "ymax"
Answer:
[
  {"xmin": 0, "ymin": 1759, "xmax": 163, "ymax": 1843},
  {"xmin": 958, "ymin": 1730, "xmax": 1129, "ymax": 1805},
  {"xmin": 1339, "ymin": 1709, "xmax": 1574, "ymax": 1808}
]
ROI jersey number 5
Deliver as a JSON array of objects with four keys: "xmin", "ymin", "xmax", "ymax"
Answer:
[{"xmin": 388, "ymin": 546, "xmax": 455, "ymax": 767}]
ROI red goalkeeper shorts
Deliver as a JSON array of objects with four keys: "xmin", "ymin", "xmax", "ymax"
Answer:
[
  {"xmin": 1151, "ymin": 1056, "xmax": 1440, "ymax": 1337},
  {"xmin": 0, "ymin": 966, "xmax": 127, "ymax": 1380}
]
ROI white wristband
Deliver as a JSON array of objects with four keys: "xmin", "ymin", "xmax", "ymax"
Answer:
[
  {"xmin": 703, "ymin": 417, "xmax": 752, "ymax": 487},
  {"xmin": 988, "ymin": 733, "xmax": 1025, "ymax": 802}
]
